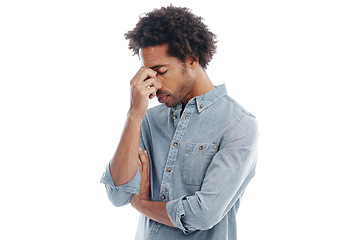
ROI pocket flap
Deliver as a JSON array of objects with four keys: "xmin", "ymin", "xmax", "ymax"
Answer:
[{"xmin": 185, "ymin": 142, "xmax": 218, "ymax": 155}]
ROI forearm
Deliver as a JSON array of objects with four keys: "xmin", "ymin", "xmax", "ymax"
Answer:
[
  {"xmin": 110, "ymin": 112, "xmax": 143, "ymax": 186},
  {"xmin": 131, "ymin": 196, "xmax": 175, "ymax": 228}
]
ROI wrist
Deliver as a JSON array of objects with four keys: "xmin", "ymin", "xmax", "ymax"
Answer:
[
  {"xmin": 127, "ymin": 110, "xmax": 144, "ymax": 122},
  {"xmin": 131, "ymin": 194, "xmax": 143, "ymax": 209}
]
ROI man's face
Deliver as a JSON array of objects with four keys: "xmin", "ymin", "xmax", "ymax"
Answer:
[{"xmin": 139, "ymin": 44, "xmax": 195, "ymax": 108}]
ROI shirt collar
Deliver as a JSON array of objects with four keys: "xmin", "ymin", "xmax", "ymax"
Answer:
[
  {"xmin": 172, "ymin": 84, "xmax": 227, "ymax": 113},
  {"xmin": 194, "ymin": 84, "xmax": 227, "ymax": 113}
]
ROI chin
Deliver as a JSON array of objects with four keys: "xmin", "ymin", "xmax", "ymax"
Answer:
[
  {"xmin": 164, "ymin": 100, "xmax": 178, "ymax": 108},
  {"xmin": 164, "ymin": 102, "xmax": 175, "ymax": 108}
]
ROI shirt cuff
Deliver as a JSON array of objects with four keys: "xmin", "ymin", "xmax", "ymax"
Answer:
[
  {"xmin": 100, "ymin": 162, "xmax": 140, "ymax": 195},
  {"xmin": 166, "ymin": 196, "xmax": 196, "ymax": 235}
]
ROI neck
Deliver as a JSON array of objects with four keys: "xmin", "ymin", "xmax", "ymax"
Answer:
[{"xmin": 182, "ymin": 68, "xmax": 214, "ymax": 104}]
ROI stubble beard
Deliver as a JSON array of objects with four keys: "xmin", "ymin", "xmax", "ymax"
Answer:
[{"xmin": 166, "ymin": 69, "xmax": 195, "ymax": 108}]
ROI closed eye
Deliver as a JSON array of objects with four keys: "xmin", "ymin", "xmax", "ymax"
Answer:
[{"xmin": 158, "ymin": 70, "xmax": 168, "ymax": 75}]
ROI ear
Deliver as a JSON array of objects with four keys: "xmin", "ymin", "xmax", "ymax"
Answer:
[{"xmin": 185, "ymin": 56, "xmax": 199, "ymax": 69}]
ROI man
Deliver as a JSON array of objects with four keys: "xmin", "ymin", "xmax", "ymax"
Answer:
[{"xmin": 101, "ymin": 5, "xmax": 258, "ymax": 240}]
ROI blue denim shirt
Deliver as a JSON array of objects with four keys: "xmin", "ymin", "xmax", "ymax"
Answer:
[{"xmin": 101, "ymin": 84, "xmax": 258, "ymax": 240}]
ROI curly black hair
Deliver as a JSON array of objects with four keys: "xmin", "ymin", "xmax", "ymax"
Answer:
[{"xmin": 125, "ymin": 5, "xmax": 217, "ymax": 69}]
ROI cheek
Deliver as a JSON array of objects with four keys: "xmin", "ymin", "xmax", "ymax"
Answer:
[
  {"xmin": 160, "ymin": 76, "xmax": 178, "ymax": 92},
  {"xmin": 160, "ymin": 71, "xmax": 187, "ymax": 95}
]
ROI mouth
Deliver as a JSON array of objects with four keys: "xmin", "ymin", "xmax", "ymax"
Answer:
[{"xmin": 157, "ymin": 94, "xmax": 169, "ymax": 104}]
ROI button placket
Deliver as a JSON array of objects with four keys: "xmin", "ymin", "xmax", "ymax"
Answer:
[
  {"xmin": 159, "ymin": 104, "xmax": 196, "ymax": 202},
  {"xmin": 172, "ymin": 104, "xmax": 182, "ymax": 128},
  {"xmin": 149, "ymin": 219, "xmax": 161, "ymax": 238}
]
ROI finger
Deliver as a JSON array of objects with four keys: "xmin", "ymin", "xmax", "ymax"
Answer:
[
  {"xmin": 138, "ymin": 158, "xmax": 143, "ymax": 172},
  {"xmin": 137, "ymin": 147, "xmax": 143, "ymax": 170},
  {"xmin": 146, "ymin": 86, "xmax": 158, "ymax": 99},
  {"xmin": 138, "ymin": 154, "xmax": 145, "ymax": 173},
  {"xmin": 141, "ymin": 77, "xmax": 156, "ymax": 88},
  {"xmin": 143, "ymin": 80, "xmax": 161, "ymax": 100},
  {"xmin": 131, "ymin": 68, "xmax": 151, "ymax": 86},
  {"xmin": 131, "ymin": 68, "xmax": 157, "ymax": 86},
  {"xmin": 139, "ymin": 150, "xmax": 150, "ymax": 168},
  {"xmin": 144, "ymin": 151, "xmax": 150, "ymax": 172},
  {"xmin": 138, "ymin": 150, "xmax": 146, "ymax": 163},
  {"xmin": 143, "ymin": 69, "xmax": 157, "ymax": 80},
  {"xmin": 151, "ymin": 80, "xmax": 161, "ymax": 90},
  {"xmin": 141, "ymin": 78, "xmax": 162, "ymax": 93},
  {"xmin": 143, "ymin": 150, "xmax": 149, "ymax": 159}
]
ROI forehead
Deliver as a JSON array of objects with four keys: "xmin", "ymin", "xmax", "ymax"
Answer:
[{"xmin": 139, "ymin": 44, "xmax": 177, "ymax": 68}]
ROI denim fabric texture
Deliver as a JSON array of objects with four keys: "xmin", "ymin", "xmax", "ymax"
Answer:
[{"xmin": 101, "ymin": 84, "xmax": 259, "ymax": 240}]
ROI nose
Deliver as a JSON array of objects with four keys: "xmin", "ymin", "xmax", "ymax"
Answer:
[{"xmin": 155, "ymin": 78, "xmax": 163, "ymax": 89}]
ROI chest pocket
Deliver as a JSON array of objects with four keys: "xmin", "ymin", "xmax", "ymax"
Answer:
[{"xmin": 182, "ymin": 142, "xmax": 218, "ymax": 186}]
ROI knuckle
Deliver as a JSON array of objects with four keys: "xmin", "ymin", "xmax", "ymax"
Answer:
[
  {"xmin": 146, "ymin": 77, "xmax": 155, "ymax": 83},
  {"xmin": 139, "ymin": 67, "xmax": 147, "ymax": 73},
  {"xmin": 136, "ymin": 86, "xmax": 144, "ymax": 93}
]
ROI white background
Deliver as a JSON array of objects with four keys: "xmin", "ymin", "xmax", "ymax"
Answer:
[{"xmin": 1, "ymin": 0, "xmax": 359, "ymax": 239}]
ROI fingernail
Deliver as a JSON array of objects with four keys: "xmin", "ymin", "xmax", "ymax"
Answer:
[{"xmin": 139, "ymin": 147, "xmax": 142, "ymax": 151}]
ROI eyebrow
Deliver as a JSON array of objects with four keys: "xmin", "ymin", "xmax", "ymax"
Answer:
[{"xmin": 150, "ymin": 64, "xmax": 169, "ymax": 70}]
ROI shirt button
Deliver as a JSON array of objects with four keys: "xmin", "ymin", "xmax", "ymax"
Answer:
[
  {"xmin": 162, "ymin": 195, "xmax": 166, "ymax": 200},
  {"xmin": 167, "ymin": 167, "xmax": 171, "ymax": 172},
  {"xmin": 199, "ymin": 146, "xmax": 204, "ymax": 150},
  {"xmin": 200, "ymin": 104, "xmax": 204, "ymax": 109},
  {"xmin": 184, "ymin": 115, "xmax": 188, "ymax": 120},
  {"xmin": 174, "ymin": 142, "xmax": 179, "ymax": 147},
  {"xmin": 173, "ymin": 115, "xmax": 177, "ymax": 120}
]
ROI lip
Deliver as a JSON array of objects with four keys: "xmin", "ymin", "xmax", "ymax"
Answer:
[{"xmin": 157, "ymin": 94, "xmax": 169, "ymax": 104}]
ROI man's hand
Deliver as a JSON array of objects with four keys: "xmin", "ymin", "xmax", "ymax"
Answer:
[
  {"xmin": 130, "ymin": 149, "xmax": 175, "ymax": 228},
  {"xmin": 131, "ymin": 148, "xmax": 151, "ymax": 207},
  {"xmin": 129, "ymin": 68, "xmax": 161, "ymax": 118},
  {"xmin": 138, "ymin": 148, "xmax": 151, "ymax": 200}
]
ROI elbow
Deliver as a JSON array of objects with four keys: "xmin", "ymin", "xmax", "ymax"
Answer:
[
  {"xmin": 195, "ymin": 212, "xmax": 222, "ymax": 230},
  {"xmin": 108, "ymin": 195, "xmax": 130, "ymax": 207},
  {"xmin": 185, "ymin": 209, "xmax": 223, "ymax": 231},
  {"xmin": 105, "ymin": 185, "xmax": 132, "ymax": 207},
  {"xmin": 178, "ymin": 195, "xmax": 225, "ymax": 231},
  {"xmin": 167, "ymin": 196, "xmax": 226, "ymax": 233}
]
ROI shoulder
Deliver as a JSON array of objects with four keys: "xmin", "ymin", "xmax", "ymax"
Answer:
[
  {"xmin": 219, "ymin": 97, "xmax": 258, "ymax": 149},
  {"xmin": 214, "ymin": 93, "xmax": 256, "ymax": 124},
  {"xmin": 225, "ymin": 95, "xmax": 255, "ymax": 118},
  {"xmin": 217, "ymin": 94, "xmax": 258, "ymax": 142}
]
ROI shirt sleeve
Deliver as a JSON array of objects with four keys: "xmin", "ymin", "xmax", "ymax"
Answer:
[
  {"xmin": 166, "ymin": 115, "xmax": 259, "ymax": 233},
  {"xmin": 100, "ymin": 162, "xmax": 141, "ymax": 207}
]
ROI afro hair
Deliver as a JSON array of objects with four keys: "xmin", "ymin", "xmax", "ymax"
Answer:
[{"xmin": 125, "ymin": 5, "xmax": 217, "ymax": 69}]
